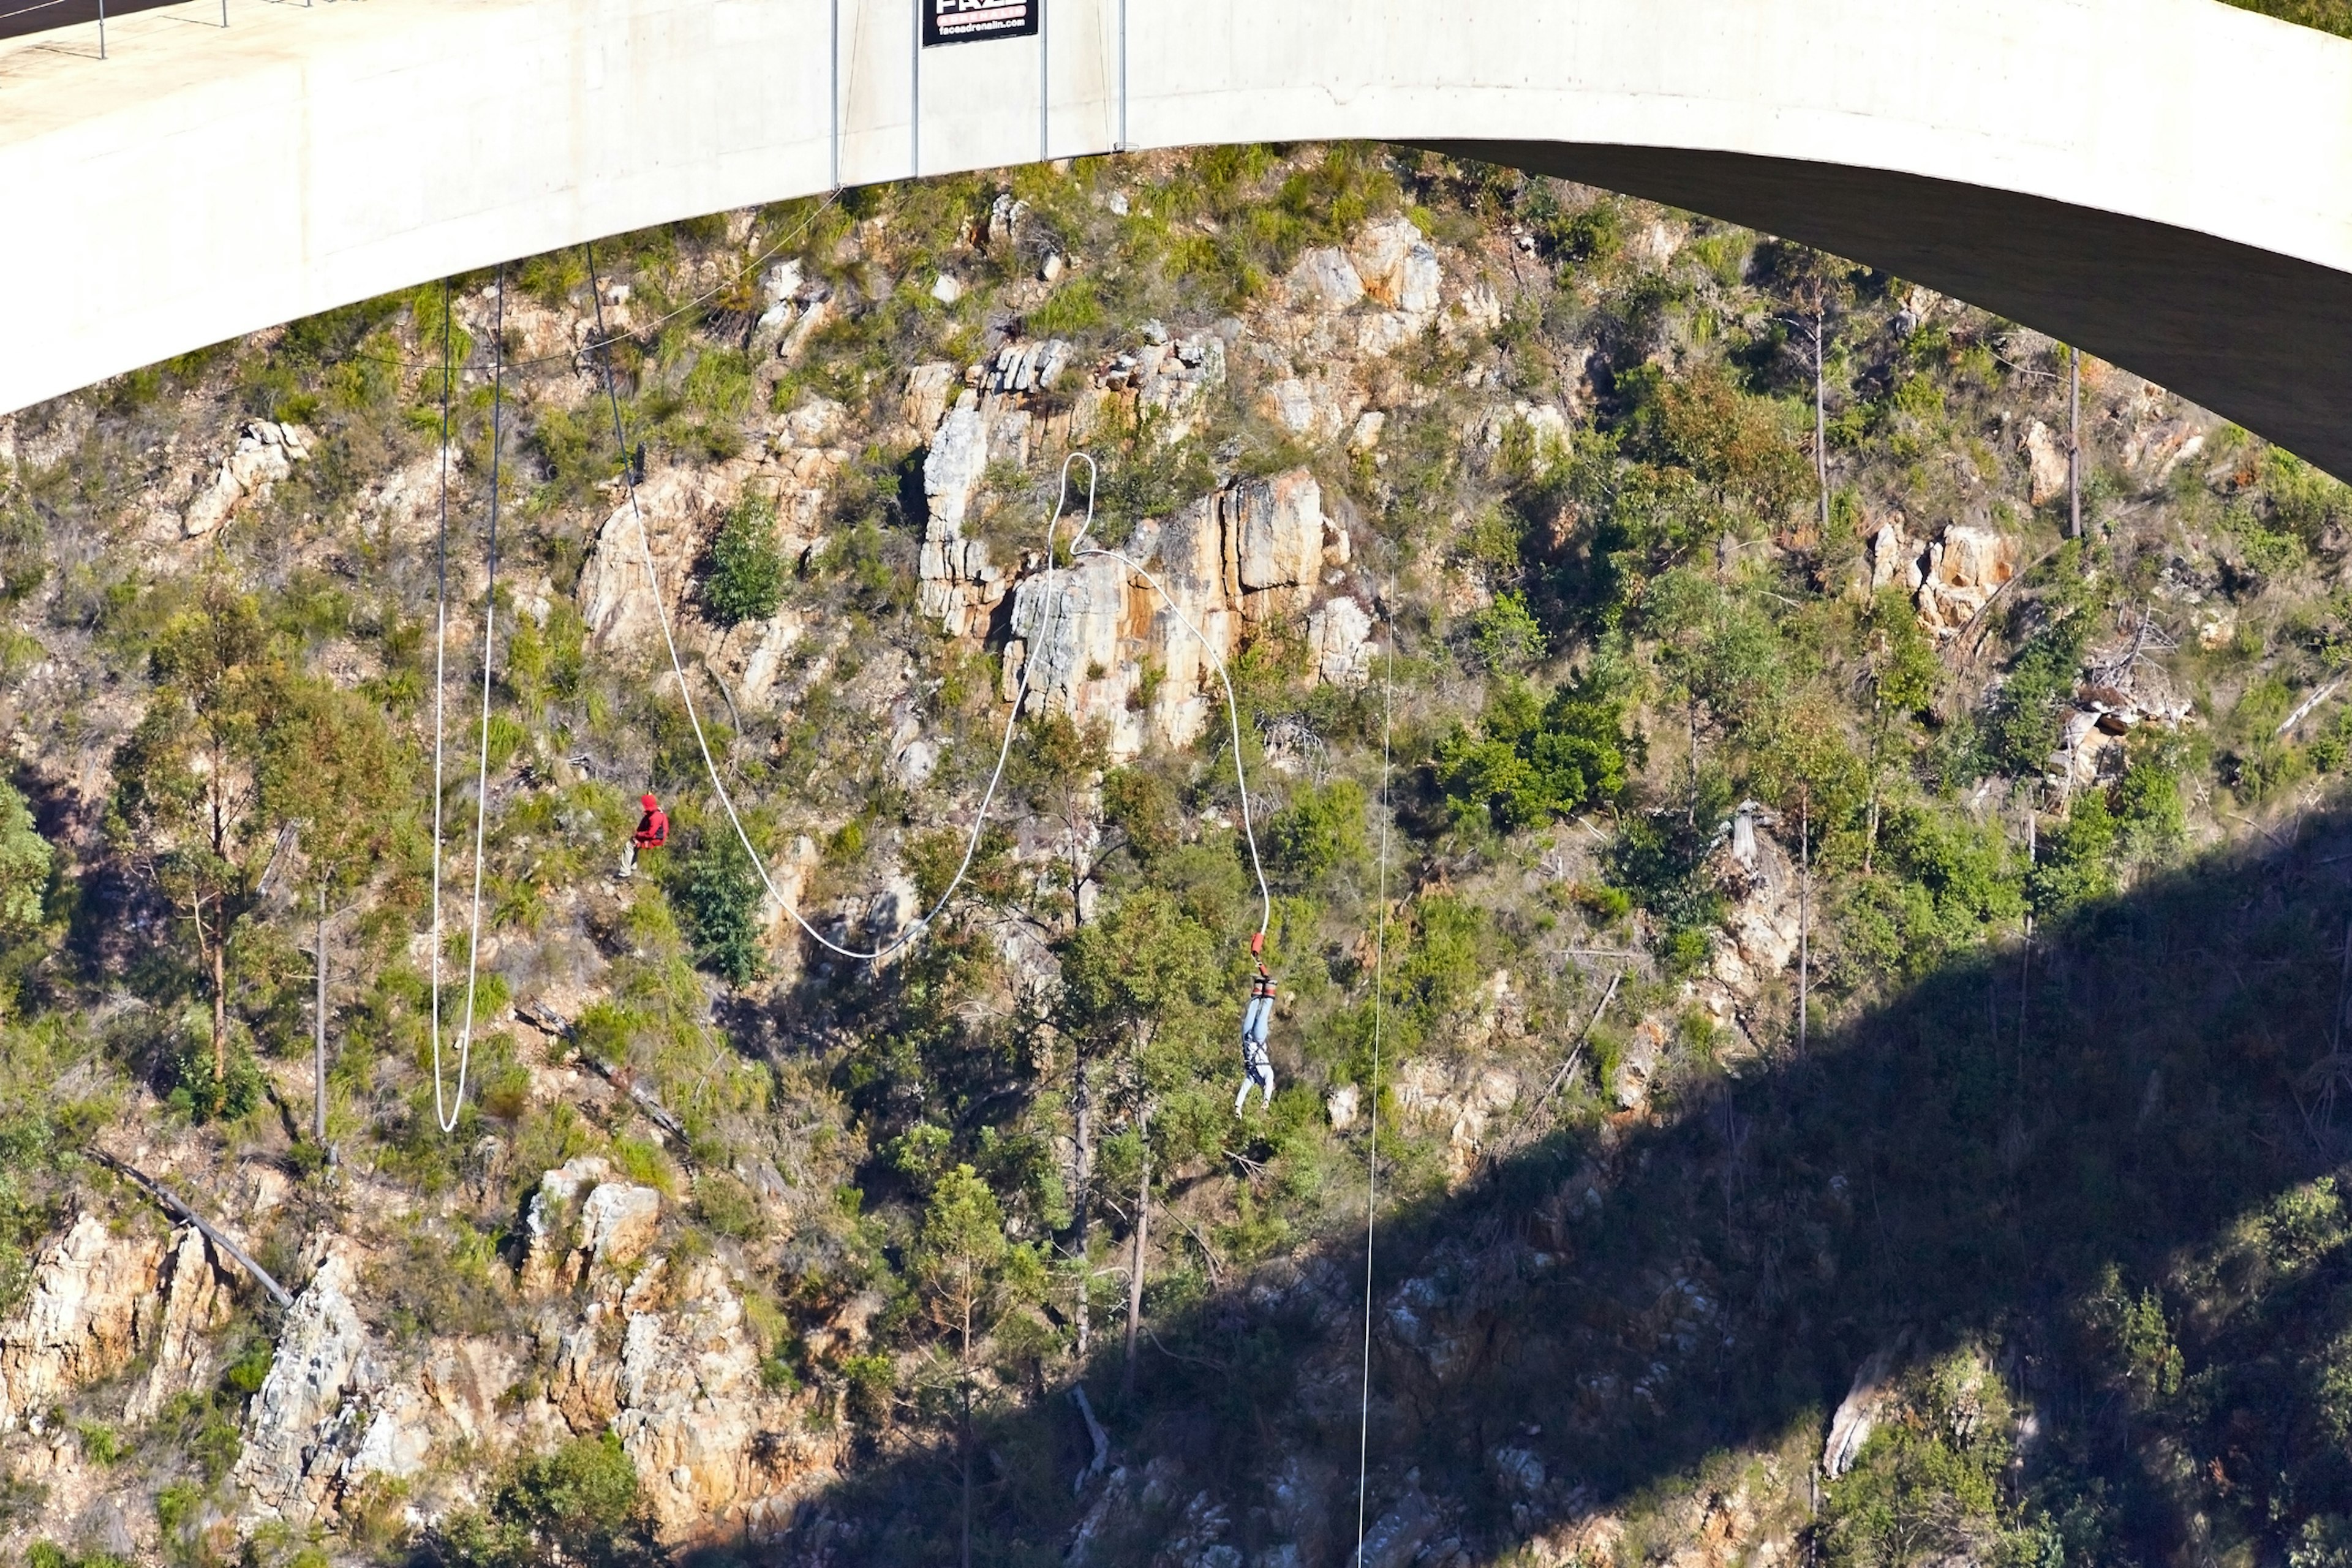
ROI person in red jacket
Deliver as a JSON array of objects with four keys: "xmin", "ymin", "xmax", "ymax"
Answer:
[{"xmin": 620, "ymin": 793, "xmax": 668, "ymax": 880}]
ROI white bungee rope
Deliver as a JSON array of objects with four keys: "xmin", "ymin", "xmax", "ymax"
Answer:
[
  {"xmin": 583, "ymin": 236, "xmax": 1272, "ymax": 961},
  {"xmin": 424, "ymin": 270, "xmax": 506, "ymax": 1133}
]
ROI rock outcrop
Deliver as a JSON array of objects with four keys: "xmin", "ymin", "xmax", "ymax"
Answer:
[
  {"xmin": 181, "ymin": 420, "xmax": 314, "ymax": 538},
  {"xmin": 0, "ymin": 1215, "xmax": 237, "ymax": 1435},
  {"xmin": 0, "ymin": 1216, "xmax": 165, "ymax": 1430},
  {"xmin": 235, "ymin": 1249, "xmax": 368, "ymax": 1522},
  {"xmin": 1001, "ymin": 469, "xmax": 1355, "ymax": 760},
  {"xmin": 1867, "ymin": 521, "xmax": 2021, "ymax": 636}
]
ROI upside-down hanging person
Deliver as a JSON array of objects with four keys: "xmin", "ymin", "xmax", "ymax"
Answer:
[
  {"xmin": 619, "ymin": 793, "xmax": 668, "ymax": 880},
  {"xmin": 1235, "ymin": 932, "xmax": 1276, "ymax": 1113}
]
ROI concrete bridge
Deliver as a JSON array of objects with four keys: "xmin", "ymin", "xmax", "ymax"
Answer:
[{"xmin": 4, "ymin": 0, "xmax": 2351, "ymax": 473}]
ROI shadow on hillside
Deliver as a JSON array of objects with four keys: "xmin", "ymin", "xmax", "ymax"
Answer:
[{"xmin": 728, "ymin": 804, "xmax": 2352, "ymax": 1567}]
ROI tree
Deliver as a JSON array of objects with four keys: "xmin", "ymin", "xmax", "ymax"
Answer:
[
  {"xmin": 914, "ymin": 1164, "xmax": 1044, "ymax": 1568},
  {"xmin": 111, "ymin": 583, "xmax": 280, "ymax": 1101},
  {"xmin": 1756, "ymin": 241, "xmax": 1864, "ymax": 540},
  {"xmin": 1860, "ymin": 587, "xmax": 1941, "ymax": 871},
  {"xmin": 0, "ymin": 780, "xmax": 50, "ymax": 943},
  {"xmin": 258, "ymin": 674, "xmax": 409, "ymax": 1148},
  {"xmin": 1059, "ymin": 888, "xmax": 1226, "ymax": 1399},
  {"xmin": 701, "ymin": 492, "xmax": 786, "ymax": 625}
]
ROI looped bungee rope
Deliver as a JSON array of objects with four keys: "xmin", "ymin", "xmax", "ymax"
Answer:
[
  {"xmin": 578, "ymin": 275, "xmax": 1272, "ymax": 964},
  {"xmin": 426, "ymin": 268, "xmax": 506, "ymax": 1133}
]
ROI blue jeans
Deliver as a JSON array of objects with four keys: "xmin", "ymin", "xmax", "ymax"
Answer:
[{"xmin": 1235, "ymin": 997, "xmax": 1275, "ymax": 1111}]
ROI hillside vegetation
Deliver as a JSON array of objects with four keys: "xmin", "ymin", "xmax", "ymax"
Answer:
[{"xmin": 1, "ymin": 143, "xmax": 2351, "ymax": 1567}]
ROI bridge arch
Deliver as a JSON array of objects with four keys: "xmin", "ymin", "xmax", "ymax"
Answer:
[{"xmin": 4, "ymin": 0, "xmax": 2350, "ymax": 471}]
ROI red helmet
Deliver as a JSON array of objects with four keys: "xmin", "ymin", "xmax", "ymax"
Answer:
[{"xmin": 641, "ymin": 794, "xmax": 659, "ymax": 809}]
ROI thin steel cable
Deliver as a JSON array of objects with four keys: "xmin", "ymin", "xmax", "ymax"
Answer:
[
  {"xmin": 1352, "ymin": 582, "xmax": 1394, "ymax": 1564},
  {"xmin": 428, "ymin": 270, "xmax": 504, "ymax": 1134},
  {"xmin": 582, "ymin": 243, "xmax": 1090, "ymax": 962}
]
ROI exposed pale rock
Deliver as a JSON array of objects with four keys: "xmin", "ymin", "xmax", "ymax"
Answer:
[
  {"xmin": 1709, "ymin": 821, "xmax": 1801, "ymax": 998},
  {"xmin": 183, "ymin": 421, "xmax": 313, "ymax": 537},
  {"xmin": 915, "ymin": 390, "xmax": 1019, "ymax": 638},
  {"xmin": 1349, "ymin": 410, "xmax": 1387, "ymax": 451},
  {"xmin": 713, "ymin": 610, "xmax": 807, "ymax": 707},
  {"xmin": 0, "ymin": 1215, "xmax": 168, "ymax": 1430},
  {"xmin": 1914, "ymin": 524, "xmax": 2019, "ymax": 635},
  {"xmin": 1306, "ymin": 597, "xmax": 1374, "ymax": 687},
  {"xmin": 1359, "ymin": 1484, "xmax": 1439, "ymax": 1568},
  {"xmin": 1326, "ymin": 1083, "xmax": 1361, "ymax": 1131},
  {"xmin": 1390, "ymin": 1057, "xmax": 1523, "ymax": 1182},
  {"xmin": 521, "ymin": 1155, "xmax": 614, "ymax": 1293},
  {"xmin": 344, "ymin": 1383, "xmax": 434, "ymax": 1486},
  {"xmin": 1866, "ymin": 521, "xmax": 1919, "ymax": 594},
  {"xmin": 902, "ymin": 362, "xmax": 958, "ymax": 435},
  {"xmin": 235, "ymin": 1251, "xmax": 367, "ymax": 1521},
  {"xmin": 420, "ymin": 1338, "xmax": 520, "ymax": 1446},
  {"xmin": 577, "ymin": 463, "xmax": 747, "ymax": 650},
  {"xmin": 1234, "ymin": 470, "xmax": 1327, "ymax": 594},
  {"xmin": 929, "ymin": 274, "xmax": 964, "ymax": 306},
  {"xmin": 1615, "ymin": 1017, "xmax": 1670, "ymax": 1110},
  {"xmin": 923, "ymin": 392, "xmax": 992, "ymax": 537},
  {"xmin": 1286, "ymin": 247, "xmax": 1366, "ymax": 312},
  {"xmin": 579, "ymin": 1183, "xmax": 662, "ymax": 1269},
  {"xmin": 1351, "ymin": 219, "xmax": 1442, "ymax": 315},
  {"xmin": 2024, "ymin": 419, "xmax": 2070, "ymax": 505},
  {"xmin": 1082, "ymin": 333, "xmax": 1227, "ymax": 444},
  {"xmin": 1824, "ymin": 1344, "xmax": 1903, "ymax": 1478},
  {"xmin": 522, "ymin": 1158, "xmax": 658, "ymax": 1292},
  {"xmin": 999, "ymin": 470, "xmax": 1330, "ymax": 758},
  {"xmin": 611, "ymin": 1259, "xmax": 814, "ymax": 1538},
  {"xmin": 123, "ymin": 1226, "xmax": 234, "ymax": 1424}
]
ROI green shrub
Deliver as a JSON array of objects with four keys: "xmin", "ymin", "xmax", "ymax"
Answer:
[
  {"xmin": 1265, "ymin": 779, "xmax": 1366, "ymax": 891},
  {"xmin": 701, "ymin": 496, "xmax": 787, "ymax": 625},
  {"xmin": 675, "ymin": 835, "xmax": 767, "ymax": 987},
  {"xmin": 1439, "ymin": 676, "xmax": 1633, "ymax": 832},
  {"xmin": 1469, "ymin": 590, "xmax": 1547, "ymax": 672}
]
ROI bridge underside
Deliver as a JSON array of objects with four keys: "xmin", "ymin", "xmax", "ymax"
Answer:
[
  {"xmin": 1438, "ymin": 142, "xmax": 2351, "ymax": 479},
  {"xmin": 5, "ymin": 0, "xmax": 2350, "ymax": 475}
]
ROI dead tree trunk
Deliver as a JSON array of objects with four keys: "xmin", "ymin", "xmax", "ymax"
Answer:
[
  {"xmin": 1072, "ymin": 1050, "xmax": 1093, "ymax": 1357},
  {"xmin": 1122, "ymin": 1100, "xmax": 1150, "ymax": 1401}
]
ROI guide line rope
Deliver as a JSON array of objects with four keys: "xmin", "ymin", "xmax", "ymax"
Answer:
[
  {"xmin": 583, "ymin": 243, "xmax": 1063, "ymax": 961},
  {"xmin": 426, "ymin": 268, "xmax": 507, "ymax": 1133},
  {"xmin": 1352, "ymin": 584, "xmax": 1394, "ymax": 1565}
]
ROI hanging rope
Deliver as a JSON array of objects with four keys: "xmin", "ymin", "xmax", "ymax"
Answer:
[
  {"xmin": 585, "ymin": 241, "xmax": 1087, "ymax": 960},
  {"xmin": 426, "ymin": 269, "xmax": 505, "ymax": 1134},
  {"xmin": 1352, "ymin": 584, "xmax": 1395, "ymax": 1564}
]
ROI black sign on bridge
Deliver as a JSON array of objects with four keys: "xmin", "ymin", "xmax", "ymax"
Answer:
[{"xmin": 924, "ymin": 0, "xmax": 1038, "ymax": 45}]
